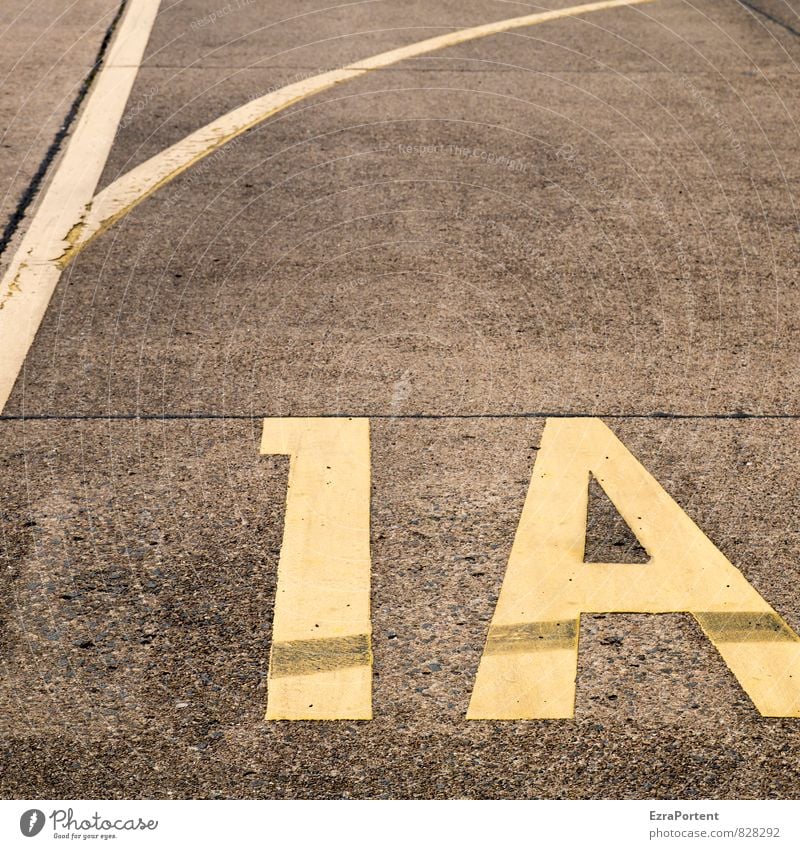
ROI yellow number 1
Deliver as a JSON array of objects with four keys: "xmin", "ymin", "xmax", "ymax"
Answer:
[{"xmin": 260, "ymin": 418, "xmax": 372, "ymax": 720}]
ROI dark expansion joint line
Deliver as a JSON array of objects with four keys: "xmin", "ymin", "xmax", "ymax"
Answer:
[
  {"xmin": 737, "ymin": 0, "xmax": 800, "ymax": 38},
  {"xmin": 0, "ymin": 412, "xmax": 799, "ymax": 422}
]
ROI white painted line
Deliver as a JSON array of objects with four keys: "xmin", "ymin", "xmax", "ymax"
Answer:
[
  {"xmin": 0, "ymin": 0, "xmax": 161, "ymax": 412},
  {"xmin": 0, "ymin": 0, "xmax": 654, "ymax": 413}
]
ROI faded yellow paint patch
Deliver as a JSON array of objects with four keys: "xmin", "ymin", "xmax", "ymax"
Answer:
[
  {"xmin": 484, "ymin": 621, "xmax": 579, "ymax": 653},
  {"xmin": 468, "ymin": 418, "xmax": 800, "ymax": 719},
  {"xmin": 695, "ymin": 611, "xmax": 800, "ymax": 643},
  {"xmin": 54, "ymin": 205, "xmax": 93, "ymax": 269},
  {"xmin": 261, "ymin": 418, "xmax": 372, "ymax": 720},
  {"xmin": 0, "ymin": 0, "xmax": 655, "ymax": 413},
  {"xmin": 269, "ymin": 634, "xmax": 372, "ymax": 678},
  {"xmin": 0, "ymin": 269, "xmax": 23, "ymax": 311}
]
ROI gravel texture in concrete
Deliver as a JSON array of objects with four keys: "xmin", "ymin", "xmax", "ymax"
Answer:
[{"xmin": 1, "ymin": 0, "xmax": 799, "ymax": 798}]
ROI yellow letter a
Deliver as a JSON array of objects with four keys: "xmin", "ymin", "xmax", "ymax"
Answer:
[{"xmin": 467, "ymin": 417, "xmax": 800, "ymax": 719}]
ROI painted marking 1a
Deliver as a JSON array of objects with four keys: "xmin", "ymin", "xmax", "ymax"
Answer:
[{"xmin": 261, "ymin": 417, "xmax": 800, "ymax": 720}]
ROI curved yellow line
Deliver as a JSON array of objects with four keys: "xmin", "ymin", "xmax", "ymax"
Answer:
[
  {"xmin": 80, "ymin": 0, "xmax": 654, "ymax": 259},
  {"xmin": 0, "ymin": 0, "xmax": 654, "ymax": 412}
]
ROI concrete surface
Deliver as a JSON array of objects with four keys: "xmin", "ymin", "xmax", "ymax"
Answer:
[
  {"xmin": 1, "ymin": 0, "xmax": 799, "ymax": 798},
  {"xmin": 1, "ymin": 418, "xmax": 800, "ymax": 798}
]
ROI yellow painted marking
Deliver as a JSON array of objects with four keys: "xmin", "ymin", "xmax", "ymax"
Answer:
[
  {"xmin": 0, "ymin": 0, "xmax": 654, "ymax": 412},
  {"xmin": 80, "ymin": 0, "xmax": 655, "ymax": 250},
  {"xmin": 261, "ymin": 418, "xmax": 372, "ymax": 720},
  {"xmin": 0, "ymin": 0, "xmax": 161, "ymax": 412},
  {"xmin": 467, "ymin": 418, "xmax": 800, "ymax": 719}
]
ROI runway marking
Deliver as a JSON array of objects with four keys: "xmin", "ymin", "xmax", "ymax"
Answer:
[
  {"xmin": 0, "ymin": 0, "xmax": 655, "ymax": 412},
  {"xmin": 467, "ymin": 418, "xmax": 800, "ymax": 720},
  {"xmin": 261, "ymin": 417, "xmax": 372, "ymax": 720},
  {"xmin": 270, "ymin": 634, "xmax": 372, "ymax": 678},
  {"xmin": 694, "ymin": 611, "xmax": 800, "ymax": 642},
  {"xmin": 483, "ymin": 620, "xmax": 579, "ymax": 653},
  {"xmin": 0, "ymin": 0, "xmax": 160, "ymax": 412}
]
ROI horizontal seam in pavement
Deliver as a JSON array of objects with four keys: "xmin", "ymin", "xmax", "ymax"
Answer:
[
  {"xmin": 0, "ymin": 0, "xmax": 128, "ymax": 260},
  {"xmin": 134, "ymin": 65, "xmax": 680, "ymax": 72},
  {"xmin": 736, "ymin": 0, "xmax": 800, "ymax": 38},
  {"xmin": 0, "ymin": 413, "xmax": 798, "ymax": 422}
]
